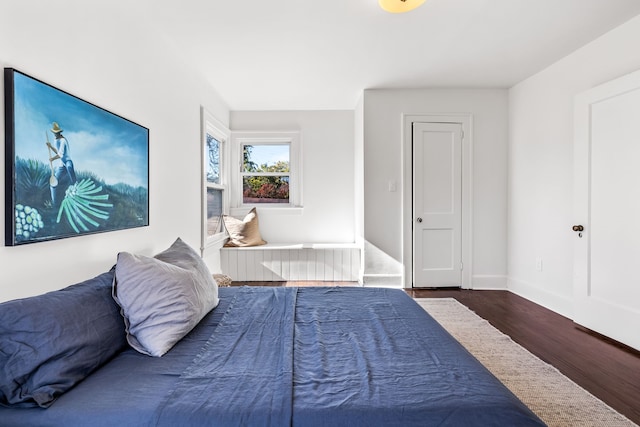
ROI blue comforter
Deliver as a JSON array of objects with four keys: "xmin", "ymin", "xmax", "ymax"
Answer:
[{"xmin": 0, "ymin": 287, "xmax": 545, "ymax": 426}]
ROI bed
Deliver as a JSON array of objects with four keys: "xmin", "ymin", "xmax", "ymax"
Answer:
[{"xmin": 0, "ymin": 241, "xmax": 545, "ymax": 426}]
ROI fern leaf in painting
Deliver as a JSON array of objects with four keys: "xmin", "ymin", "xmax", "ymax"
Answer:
[{"xmin": 56, "ymin": 179, "xmax": 113, "ymax": 233}]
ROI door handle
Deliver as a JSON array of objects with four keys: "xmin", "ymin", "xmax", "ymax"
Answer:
[
  {"xmin": 416, "ymin": 218, "xmax": 423, "ymax": 223},
  {"xmin": 572, "ymin": 225, "xmax": 584, "ymax": 238}
]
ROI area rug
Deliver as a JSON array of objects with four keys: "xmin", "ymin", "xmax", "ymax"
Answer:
[{"xmin": 416, "ymin": 298, "xmax": 636, "ymax": 427}]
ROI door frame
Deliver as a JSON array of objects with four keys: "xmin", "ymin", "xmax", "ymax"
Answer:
[
  {"xmin": 402, "ymin": 114, "xmax": 473, "ymax": 289},
  {"xmin": 573, "ymin": 69, "xmax": 640, "ymax": 350}
]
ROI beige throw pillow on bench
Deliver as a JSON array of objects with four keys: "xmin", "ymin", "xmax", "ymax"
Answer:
[{"xmin": 223, "ymin": 207, "xmax": 267, "ymax": 247}]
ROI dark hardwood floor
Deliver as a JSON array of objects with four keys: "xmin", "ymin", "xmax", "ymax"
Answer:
[
  {"xmin": 232, "ymin": 281, "xmax": 640, "ymax": 425},
  {"xmin": 406, "ymin": 288, "xmax": 640, "ymax": 425}
]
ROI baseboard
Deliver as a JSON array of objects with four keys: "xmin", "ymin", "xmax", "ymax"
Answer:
[
  {"xmin": 362, "ymin": 274, "xmax": 403, "ymax": 288},
  {"xmin": 471, "ymin": 275, "xmax": 508, "ymax": 290},
  {"xmin": 507, "ymin": 277, "xmax": 573, "ymax": 319}
]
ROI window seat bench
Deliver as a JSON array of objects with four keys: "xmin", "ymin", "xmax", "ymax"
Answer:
[{"xmin": 220, "ymin": 243, "xmax": 361, "ymax": 282}]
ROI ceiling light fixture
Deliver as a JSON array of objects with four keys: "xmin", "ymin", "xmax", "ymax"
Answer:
[{"xmin": 379, "ymin": 0, "xmax": 426, "ymax": 13}]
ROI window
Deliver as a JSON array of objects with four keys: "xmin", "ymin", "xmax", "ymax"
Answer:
[
  {"xmin": 201, "ymin": 109, "xmax": 230, "ymax": 250},
  {"xmin": 206, "ymin": 134, "xmax": 223, "ymax": 234},
  {"xmin": 242, "ymin": 143, "xmax": 290, "ymax": 204},
  {"xmin": 231, "ymin": 132, "xmax": 301, "ymax": 210}
]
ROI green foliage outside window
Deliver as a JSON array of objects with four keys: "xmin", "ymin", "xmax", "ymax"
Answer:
[{"xmin": 243, "ymin": 145, "xmax": 289, "ymax": 202}]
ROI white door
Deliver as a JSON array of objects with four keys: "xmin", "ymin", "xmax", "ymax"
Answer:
[
  {"xmin": 413, "ymin": 122, "xmax": 462, "ymax": 287},
  {"xmin": 574, "ymin": 70, "xmax": 640, "ymax": 351}
]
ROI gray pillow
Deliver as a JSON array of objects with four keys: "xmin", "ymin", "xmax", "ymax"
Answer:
[{"xmin": 112, "ymin": 238, "xmax": 219, "ymax": 357}]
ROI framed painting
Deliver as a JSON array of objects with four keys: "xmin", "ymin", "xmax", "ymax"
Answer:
[{"xmin": 4, "ymin": 68, "xmax": 149, "ymax": 245}]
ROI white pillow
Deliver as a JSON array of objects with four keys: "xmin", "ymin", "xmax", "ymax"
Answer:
[{"xmin": 112, "ymin": 238, "xmax": 219, "ymax": 357}]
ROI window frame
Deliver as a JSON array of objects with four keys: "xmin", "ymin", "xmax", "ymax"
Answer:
[
  {"xmin": 230, "ymin": 131, "xmax": 302, "ymax": 213},
  {"xmin": 201, "ymin": 108, "xmax": 230, "ymax": 252}
]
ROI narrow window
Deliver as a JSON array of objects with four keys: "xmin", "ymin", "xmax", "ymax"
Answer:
[
  {"xmin": 206, "ymin": 134, "xmax": 224, "ymax": 234},
  {"xmin": 201, "ymin": 109, "xmax": 229, "ymax": 250}
]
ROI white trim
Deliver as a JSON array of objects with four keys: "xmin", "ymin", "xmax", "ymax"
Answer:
[
  {"xmin": 230, "ymin": 131, "xmax": 302, "ymax": 209},
  {"xmin": 203, "ymin": 232, "xmax": 227, "ymax": 250},
  {"xmin": 508, "ymin": 277, "xmax": 573, "ymax": 318},
  {"xmin": 220, "ymin": 242, "xmax": 359, "ymax": 250},
  {"xmin": 229, "ymin": 206, "xmax": 304, "ymax": 217},
  {"xmin": 472, "ymin": 275, "xmax": 507, "ymax": 290},
  {"xmin": 402, "ymin": 113, "xmax": 473, "ymax": 289}
]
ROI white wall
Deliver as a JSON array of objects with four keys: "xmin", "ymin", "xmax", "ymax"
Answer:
[
  {"xmin": 0, "ymin": 3, "xmax": 229, "ymax": 301},
  {"xmin": 229, "ymin": 110, "xmax": 355, "ymax": 244},
  {"xmin": 508, "ymin": 14, "xmax": 640, "ymax": 316},
  {"xmin": 363, "ymin": 89, "xmax": 509, "ymax": 288}
]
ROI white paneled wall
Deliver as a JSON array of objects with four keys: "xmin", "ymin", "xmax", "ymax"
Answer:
[{"xmin": 221, "ymin": 244, "xmax": 361, "ymax": 282}]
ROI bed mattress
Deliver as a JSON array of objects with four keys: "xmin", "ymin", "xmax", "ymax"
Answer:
[{"xmin": 0, "ymin": 286, "xmax": 545, "ymax": 426}]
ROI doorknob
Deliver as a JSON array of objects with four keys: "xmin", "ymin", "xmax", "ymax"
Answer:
[
  {"xmin": 572, "ymin": 225, "xmax": 584, "ymax": 238},
  {"xmin": 416, "ymin": 218, "xmax": 423, "ymax": 223}
]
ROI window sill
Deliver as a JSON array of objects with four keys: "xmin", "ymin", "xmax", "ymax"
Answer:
[
  {"xmin": 230, "ymin": 206, "xmax": 304, "ymax": 217},
  {"xmin": 203, "ymin": 232, "xmax": 228, "ymax": 252}
]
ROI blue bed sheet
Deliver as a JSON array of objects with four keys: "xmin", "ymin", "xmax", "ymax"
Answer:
[
  {"xmin": 292, "ymin": 287, "xmax": 544, "ymax": 426},
  {"xmin": 156, "ymin": 287, "xmax": 296, "ymax": 426},
  {"xmin": 0, "ymin": 287, "xmax": 545, "ymax": 426}
]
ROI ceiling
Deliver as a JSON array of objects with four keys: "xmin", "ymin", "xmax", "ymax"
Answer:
[{"xmin": 132, "ymin": 0, "xmax": 640, "ymax": 110}]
